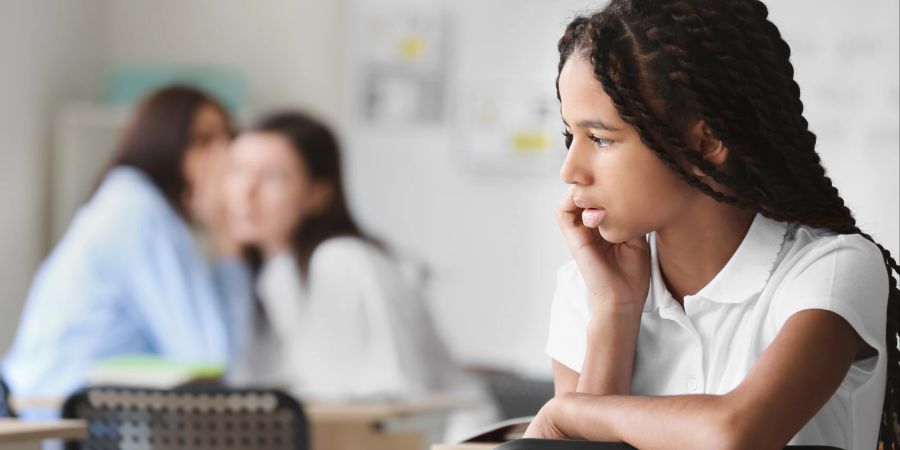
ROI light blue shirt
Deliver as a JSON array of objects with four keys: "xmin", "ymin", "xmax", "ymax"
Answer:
[{"xmin": 1, "ymin": 167, "xmax": 251, "ymax": 410}]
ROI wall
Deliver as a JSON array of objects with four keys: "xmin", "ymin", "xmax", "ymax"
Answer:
[{"xmin": 0, "ymin": 0, "xmax": 102, "ymax": 350}]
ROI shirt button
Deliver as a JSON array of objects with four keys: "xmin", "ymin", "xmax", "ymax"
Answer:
[{"xmin": 688, "ymin": 377, "xmax": 699, "ymax": 391}]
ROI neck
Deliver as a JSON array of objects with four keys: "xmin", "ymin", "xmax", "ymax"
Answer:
[
  {"xmin": 655, "ymin": 198, "xmax": 756, "ymax": 305},
  {"xmin": 261, "ymin": 239, "xmax": 292, "ymax": 261}
]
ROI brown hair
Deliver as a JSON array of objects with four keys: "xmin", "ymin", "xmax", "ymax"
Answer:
[
  {"xmin": 100, "ymin": 85, "xmax": 232, "ymax": 217},
  {"xmin": 244, "ymin": 111, "xmax": 381, "ymax": 277}
]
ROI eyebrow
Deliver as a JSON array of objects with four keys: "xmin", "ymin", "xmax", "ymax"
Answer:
[{"xmin": 562, "ymin": 118, "xmax": 623, "ymax": 132}]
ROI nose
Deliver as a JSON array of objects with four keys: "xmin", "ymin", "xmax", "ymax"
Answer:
[
  {"xmin": 228, "ymin": 172, "xmax": 258, "ymax": 204},
  {"xmin": 559, "ymin": 136, "xmax": 593, "ymax": 186},
  {"xmin": 243, "ymin": 177, "xmax": 260, "ymax": 200}
]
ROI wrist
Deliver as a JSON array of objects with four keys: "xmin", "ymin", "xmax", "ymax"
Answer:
[
  {"xmin": 545, "ymin": 395, "xmax": 572, "ymax": 438},
  {"xmin": 580, "ymin": 308, "xmax": 641, "ymax": 395},
  {"xmin": 557, "ymin": 393, "xmax": 623, "ymax": 442},
  {"xmin": 589, "ymin": 301, "xmax": 643, "ymax": 325},
  {"xmin": 550, "ymin": 393, "xmax": 589, "ymax": 440}
]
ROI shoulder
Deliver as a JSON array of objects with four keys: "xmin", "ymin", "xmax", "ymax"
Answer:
[
  {"xmin": 308, "ymin": 236, "xmax": 389, "ymax": 279},
  {"xmin": 88, "ymin": 166, "xmax": 180, "ymax": 230},
  {"xmin": 546, "ymin": 259, "xmax": 592, "ymax": 372},
  {"xmin": 779, "ymin": 226, "xmax": 887, "ymax": 286},
  {"xmin": 554, "ymin": 259, "xmax": 588, "ymax": 300},
  {"xmin": 311, "ymin": 236, "xmax": 382, "ymax": 263},
  {"xmin": 550, "ymin": 259, "xmax": 590, "ymax": 315},
  {"xmin": 769, "ymin": 226, "xmax": 889, "ymax": 335},
  {"xmin": 50, "ymin": 167, "xmax": 182, "ymax": 257},
  {"xmin": 557, "ymin": 259, "xmax": 578, "ymax": 278}
]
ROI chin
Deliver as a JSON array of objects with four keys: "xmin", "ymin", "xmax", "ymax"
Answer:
[
  {"xmin": 597, "ymin": 223, "xmax": 643, "ymax": 244},
  {"xmin": 231, "ymin": 229, "xmax": 261, "ymax": 246},
  {"xmin": 598, "ymin": 229, "xmax": 625, "ymax": 244}
]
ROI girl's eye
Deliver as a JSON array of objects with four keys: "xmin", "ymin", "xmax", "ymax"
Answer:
[
  {"xmin": 562, "ymin": 130, "xmax": 574, "ymax": 150},
  {"xmin": 590, "ymin": 135, "xmax": 613, "ymax": 149},
  {"xmin": 562, "ymin": 130, "xmax": 613, "ymax": 151}
]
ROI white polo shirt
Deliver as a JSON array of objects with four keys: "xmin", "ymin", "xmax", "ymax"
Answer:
[{"xmin": 546, "ymin": 213, "xmax": 889, "ymax": 449}]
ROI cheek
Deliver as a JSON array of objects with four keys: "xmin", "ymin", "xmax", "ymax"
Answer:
[
  {"xmin": 223, "ymin": 177, "xmax": 242, "ymax": 208},
  {"xmin": 259, "ymin": 186, "xmax": 307, "ymax": 231},
  {"xmin": 600, "ymin": 147, "xmax": 693, "ymax": 231},
  {"xmin": 182, "ymin": 148, "xmax": 208, "ymax": 183}
]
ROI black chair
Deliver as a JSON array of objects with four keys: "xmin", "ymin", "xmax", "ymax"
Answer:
[
  {"xmin": 496, "ymin": 439, "xmax": 634, "ymax": 449},
  {"xmin": 62, "ymin": 386, "xmax": 307, "ymax": 450},
  {"xmin": 477, "ymin": 369, "xmax": 555, "ymax": 419},
  {"xmin": 0, "ymin": 375, "xmax": 15, "ymax": 417},
  {"xmin": 496, "ymin": 439, "xmax": 843, "ymax": 450}
]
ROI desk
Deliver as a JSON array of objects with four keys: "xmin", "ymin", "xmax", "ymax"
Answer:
[
  {"xmin": 14, "ymin": 394, "xmax": 463, "ymax": 450},
  {"xmin": 306, "ymin": 396, "xmax": 463, "ymax": 450},
  {"xmin": 0, "ymin": 418, "xmax": 86, "ymax": 450}
]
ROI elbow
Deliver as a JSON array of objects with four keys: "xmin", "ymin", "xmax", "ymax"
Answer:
[
  {"xmin": 706, "ymin": 416, "xmax": 753, "ymax": 450},
  {"xmin": 705, "ymin": 402, "xmax": 774, "ymax": 450},
  {"xmin": 708, "ymin": 426, "xmax": 753, "ymax": 450}
]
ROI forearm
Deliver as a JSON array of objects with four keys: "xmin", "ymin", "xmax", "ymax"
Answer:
[
  {"xmin": 551, "ymin": 392, "xmax": 745, "ymax": 450},
  {"xmin": 576, "ymin": 304, "xmax": 641, "ymax": 395}
]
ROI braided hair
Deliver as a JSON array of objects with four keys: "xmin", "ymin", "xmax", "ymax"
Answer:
[{"xmin": 556, "ymin": 1, "xmax": 900, "ymax": 447}]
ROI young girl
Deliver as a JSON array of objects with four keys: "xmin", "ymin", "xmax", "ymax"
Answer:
[
  {"xmin": 523, "ymin": 1, "xmax": 899, "ymax": 449},
  {"xmin": 2, "ymin": 86, "xmax": 249, "ymax": 416},
  {"xmin": 224, "ymin": 111, "xmax": 498, "ymax": 438}
]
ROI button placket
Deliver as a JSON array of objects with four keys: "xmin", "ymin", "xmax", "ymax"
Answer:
[
  {"xmin": 687, "ymin": 377, "xmax": 699, "ymax": 392},
  {"xmin": 689, "ymin": 332, "xmax": 705, "ymax": 393}
]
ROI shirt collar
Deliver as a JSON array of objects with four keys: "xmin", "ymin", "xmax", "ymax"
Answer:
[{"xmin": 645, "ymin": 212, "xmax": 789, "ymax": 309}]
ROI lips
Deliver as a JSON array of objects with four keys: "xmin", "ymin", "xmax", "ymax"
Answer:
[
  {"xmin": 573, "ymin": 196, "xmax": 606, "ymax": 228},
  {"xmin": 572, "ymin": 197, "xmax": 603, "ymax": 209},
  {"xmin": 581, "ymin": 208, "xmax": 606, "ymax": 228}
]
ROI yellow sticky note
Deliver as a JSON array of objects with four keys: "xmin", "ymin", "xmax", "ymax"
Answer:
[
  {"xmin": 511, "ymin": 131, "xmax": 550, "ymax": 155},
  {"xmin": 398, "ymin": 36, "xmax": 427, "ymax": 60}
]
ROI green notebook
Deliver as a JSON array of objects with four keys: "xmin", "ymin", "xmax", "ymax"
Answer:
[{"xmin": 87, "ymin": 355, "xmax": 225, "ymax": 389}]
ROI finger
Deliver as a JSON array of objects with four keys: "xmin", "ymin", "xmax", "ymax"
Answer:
[
  {"xmin": 557, "ymin": 188, "xmax": 584, "ymax": 229},
  {"xmin": 558, "ymin": 186, "xmax": 581, "ymax": 214}
]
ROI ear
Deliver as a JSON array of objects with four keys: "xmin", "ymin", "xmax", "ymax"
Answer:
[{"xmin": 686, "ymin": 121, "xmax": 728, "ymax": 177}]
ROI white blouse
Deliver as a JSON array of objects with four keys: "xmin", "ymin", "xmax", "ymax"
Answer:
[
  {"xmin": 230, "ymin": 236, "xmax": 497, "ymax": 438},
  {"xmin": 547, "ymin": 213, "xmax": 889, "ymax": 449}
]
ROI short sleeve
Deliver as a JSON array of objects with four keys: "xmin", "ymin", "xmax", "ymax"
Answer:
[
  {"xmin": 772, "ymin": 234, "xmax": 890, "ymax": 377},
  {"xmin": 546, "ymin": 260, "xmax": 592, "ymax": 373}
]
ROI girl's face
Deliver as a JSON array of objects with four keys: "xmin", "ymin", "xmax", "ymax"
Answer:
[
  {"xmin": 225, "ymin": 132, "xmax": 325, "ymax": 255},
  {"xmin": 182, "ymin": 103, "xmax": 232, "ymax": 223},
  {"xmin": 557, "ymin": 55, "xmax": 699, "ymax": 243}
]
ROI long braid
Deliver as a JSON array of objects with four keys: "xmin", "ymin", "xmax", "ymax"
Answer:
[{"xmin": 558, "ymin": 1, "xmax": 900, "ymax": 447}]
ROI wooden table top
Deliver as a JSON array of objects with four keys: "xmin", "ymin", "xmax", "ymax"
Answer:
[{"xmin": 0, "ymin": 418, "xmax": 87, "ymax": 444}]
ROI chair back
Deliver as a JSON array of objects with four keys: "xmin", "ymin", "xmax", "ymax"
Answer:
[
  {"xmin": 62, "ymin": 386, "xmax": 307, "ymax": 450},
  {"xmin": 0, "ymin": 376, "xmax": 14, "ymax": 417}
]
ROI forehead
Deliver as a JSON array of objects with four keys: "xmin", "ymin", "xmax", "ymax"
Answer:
[
  {"xmin": 193, "ymin": 104, "xmax": 226, "ymax": 127},
  {"xmin": 558, "ymin": 55, "xmax": 624, "ymax": 127},
  {"xmin": 232, "ymin": 132, "xmax": 309, "ymax": 171},
  {"xmin": 233, "ymin": 132, "xmax": 287, "ymax": 159}
]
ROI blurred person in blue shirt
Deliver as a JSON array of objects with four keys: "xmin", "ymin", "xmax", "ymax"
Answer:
[{"xmin": 1, "ymin": 86, "xmax": 251, "ymax": 417}]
